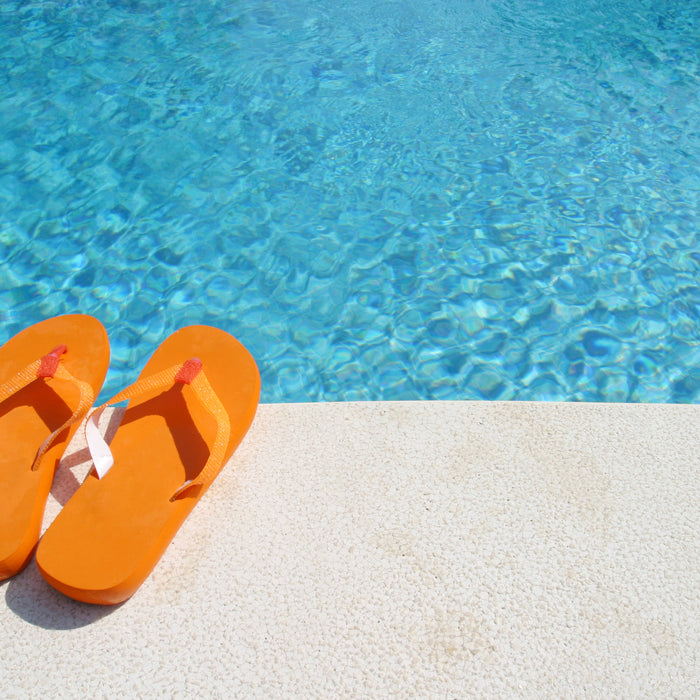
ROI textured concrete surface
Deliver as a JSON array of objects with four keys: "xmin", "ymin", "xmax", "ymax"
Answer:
[{"xmin": 1, "ymin": 401, "xmax": 699, "ymax": 697}]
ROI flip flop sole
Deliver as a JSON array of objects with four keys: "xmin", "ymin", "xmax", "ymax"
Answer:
[
  {"xmin": 36, "ymin": 325, "xmax": 260, "ymax": 604},
  {"xmin": 0, "ymin": 315, "xmax": 109, "ymax": 580}
]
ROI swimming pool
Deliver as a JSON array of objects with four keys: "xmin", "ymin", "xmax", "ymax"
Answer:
[{"xmin": 0, "ymin": 0, "xmax": 698, "ymax": 402}]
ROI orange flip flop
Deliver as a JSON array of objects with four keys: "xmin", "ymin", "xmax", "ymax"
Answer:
[
  {"xmin": 36, "ymin": 325, "xmax": 260, "ymax": 605},
  {"xmin": 0, "ymin": 315, "xmax": 109, "ymax": 581}
]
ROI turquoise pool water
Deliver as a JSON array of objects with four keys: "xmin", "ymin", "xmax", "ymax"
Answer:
[{"xmin": 0, "ymin": 0, "xmax": 698, "ymax": 402}]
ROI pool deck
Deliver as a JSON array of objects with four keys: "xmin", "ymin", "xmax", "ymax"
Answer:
[{"xmin": 2, "ymin": 401, "xmax": 698, "ymax": 697}]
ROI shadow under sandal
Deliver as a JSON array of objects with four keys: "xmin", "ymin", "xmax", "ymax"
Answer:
[
  {"xmin": 36, "ymin": 325, "xmax": 260, "ymax": 605},
  {"xmin": 0, "ymin": 315, "xmax": 109, "ymax": 581}
]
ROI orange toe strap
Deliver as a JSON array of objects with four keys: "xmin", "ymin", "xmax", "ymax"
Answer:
[
  {"xmin": 85, "ymin": 358, "xmax": 231, "ymax": 501},
  {"xmin": 0, "ymin": 345, "xmax": 95, "ymax": 470}
]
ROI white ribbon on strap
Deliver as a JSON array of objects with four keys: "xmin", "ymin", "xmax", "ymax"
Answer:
[{"xmin": 85, "ymin": 405, "xmax": 114, "ymax": 478}]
